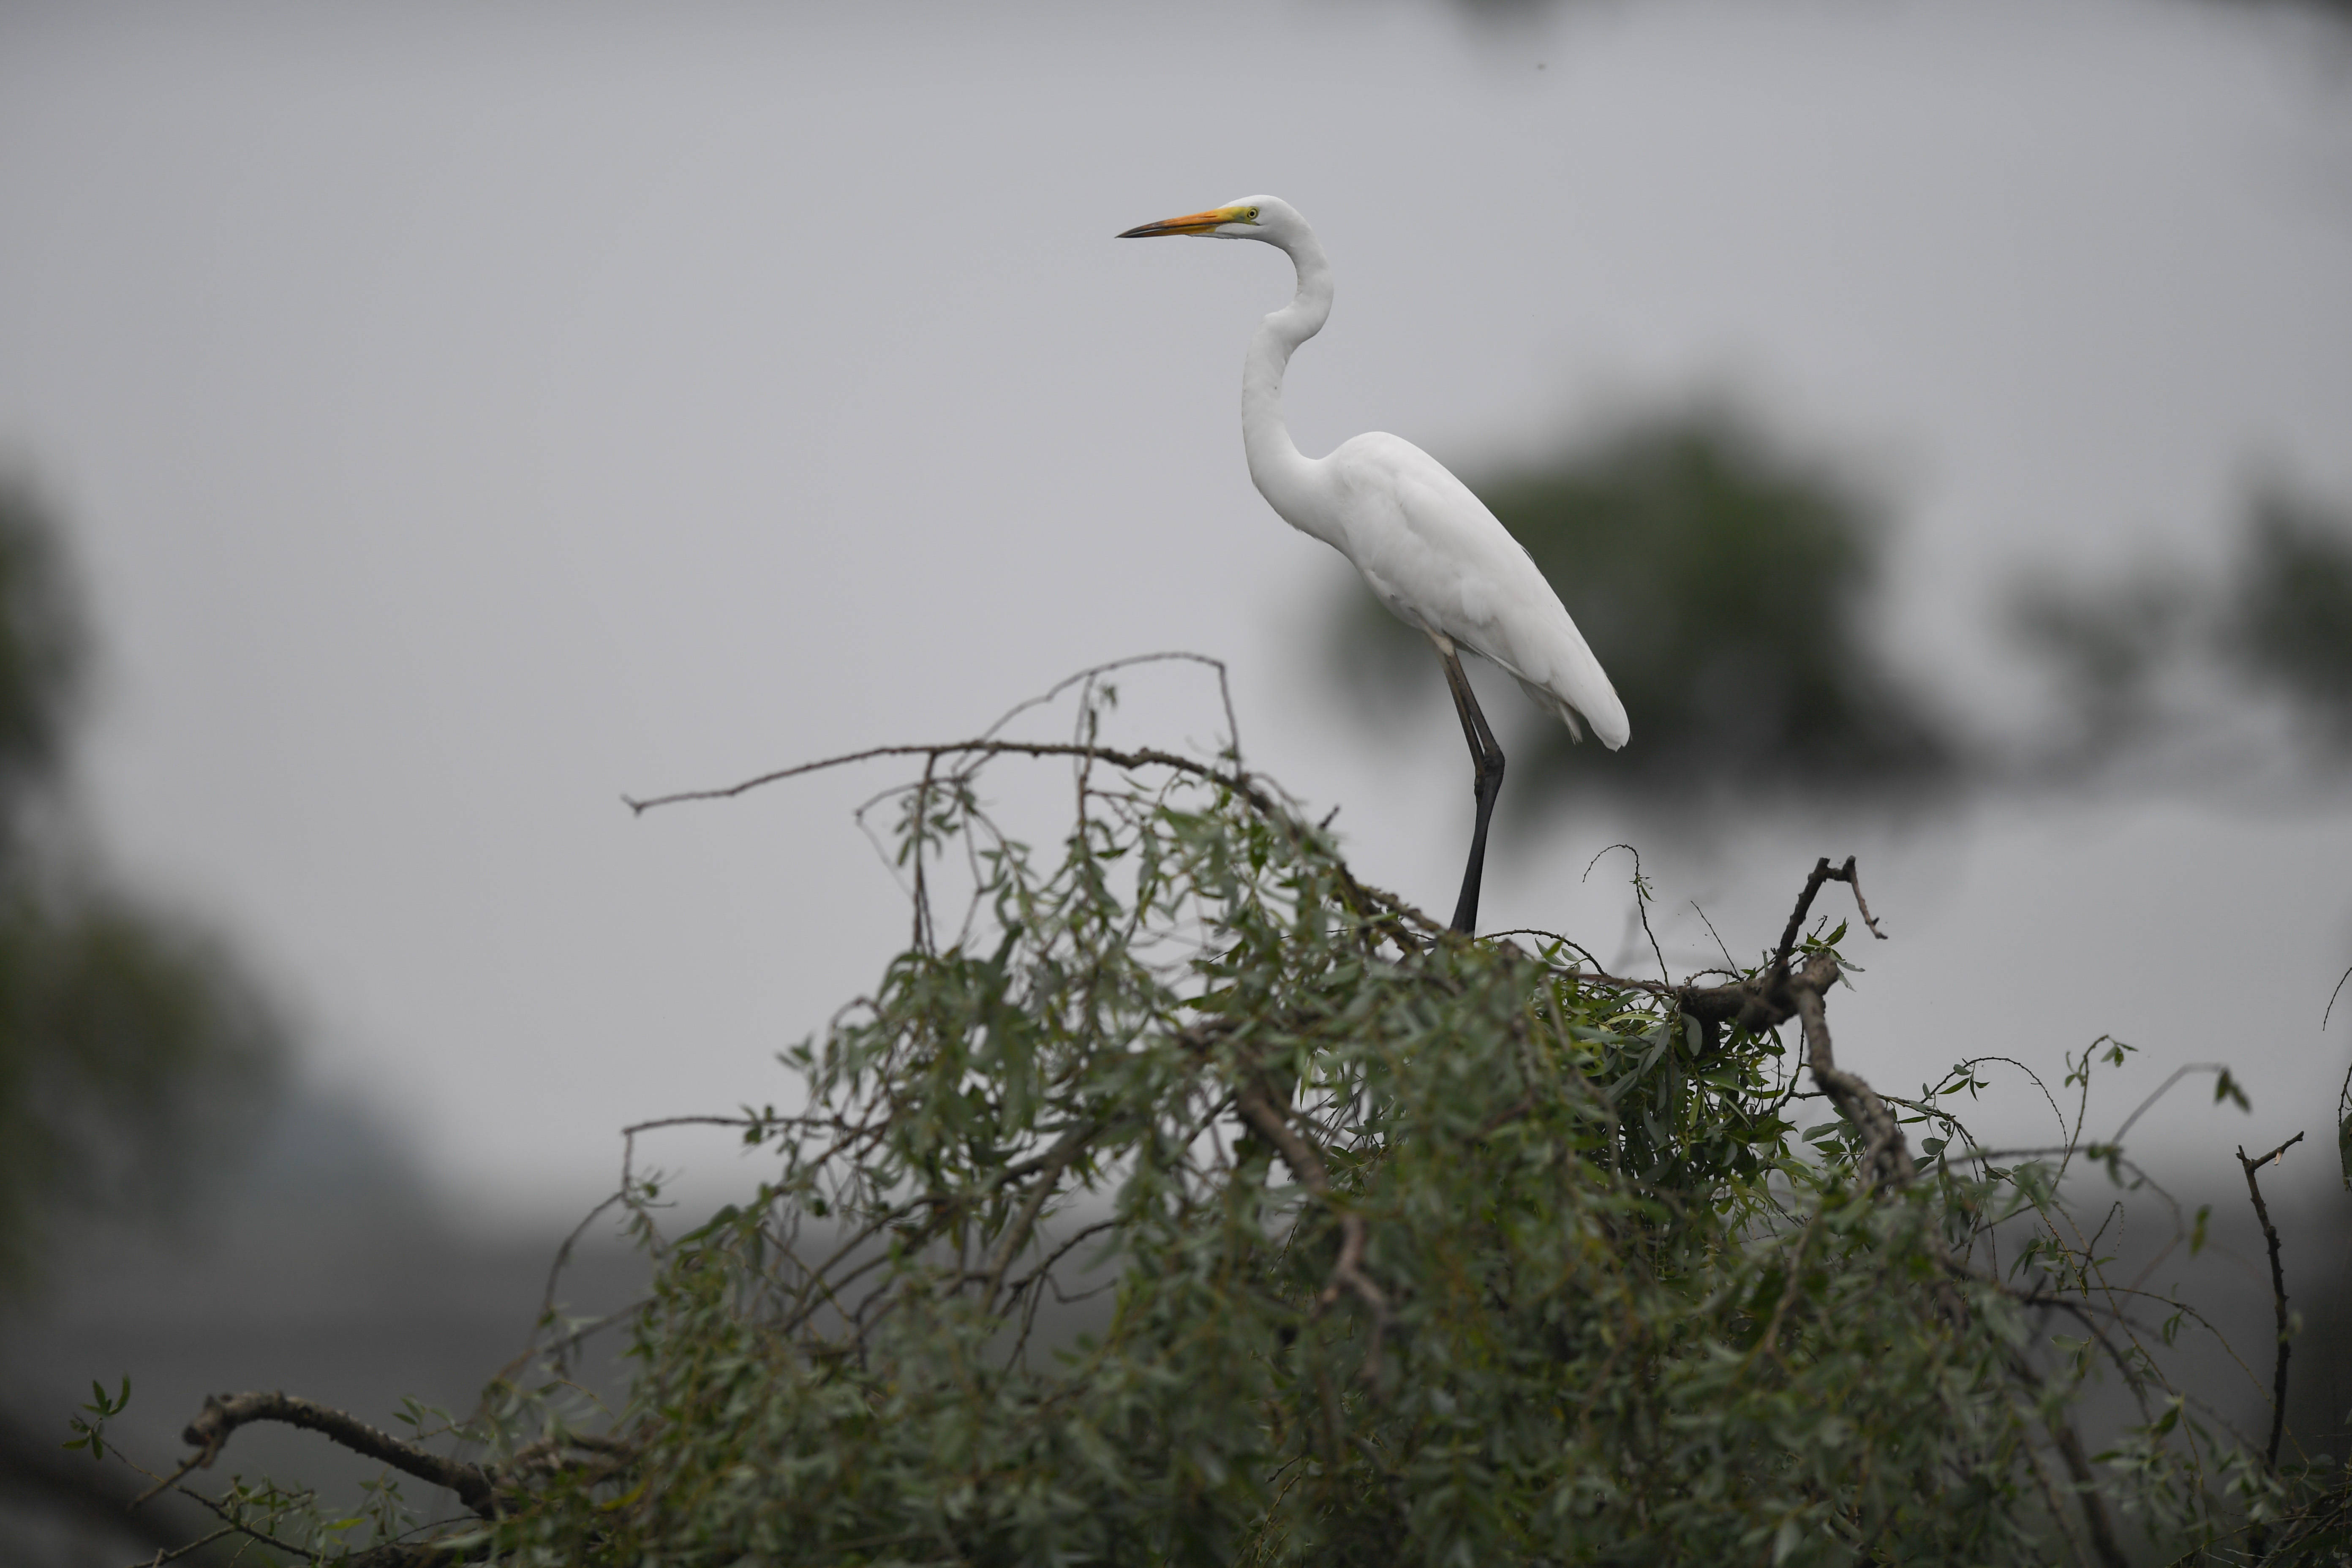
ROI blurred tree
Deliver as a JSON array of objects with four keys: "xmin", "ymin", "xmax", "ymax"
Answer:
[
  {"xmin": 1327, "ymin": 403, "xmax": 1954, "ymax": 802},
  {"xmin": 0, "ymin": 476, "xmax": 285, "ymax": 1290},
  {"xmin": 0, "ymin": 472, "xmax": 285, "ymax": 1561},
  {"xmin": 2009, "ymin": 565, "xmax": 2198, "ymax": 765},
  {"xmin": 0, "ymin": 485, "xmax": 82, "ymax": 844},
  {"xmin": 2009, "ymin": 477, "xmax": 2352, "ymax": 772},
  {"xmin": 2226, "ymin": 483, "xmax": 2352, "ymax": 747}
]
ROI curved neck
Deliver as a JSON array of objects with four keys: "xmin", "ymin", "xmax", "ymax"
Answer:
[{"xmin": 1242, "ymin": 225, "xmax": 1333, "ymax": 526}]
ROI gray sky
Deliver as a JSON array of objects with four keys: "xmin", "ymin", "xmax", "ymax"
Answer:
[{"xmin": 2, "ymin": 0, "xmax": 2349, "ymax": 1222}]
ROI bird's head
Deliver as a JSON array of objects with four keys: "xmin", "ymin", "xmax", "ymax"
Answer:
[{"xmin": 1116, "ymin": 195, "xmax": 1301, "ymax": 246}]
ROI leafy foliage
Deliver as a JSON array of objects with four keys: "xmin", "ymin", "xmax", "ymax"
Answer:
[
  {"xmin": 1327, "ymin": 403, "xmax": 1952, "ymax": 799},
  {"xmin": 153, "ymin": 678, "xmax": 2342, "ymax": 1567}
]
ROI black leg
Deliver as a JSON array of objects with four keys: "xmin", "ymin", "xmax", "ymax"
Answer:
[{"xmin": 1437, "ymin": 645, "xmax": 1505, "ymax": 935}]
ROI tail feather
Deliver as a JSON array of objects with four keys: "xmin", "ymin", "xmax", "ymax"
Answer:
[{"xmin": 1516, "ymin": 678, "xmax": 1585, "ymax": 743}]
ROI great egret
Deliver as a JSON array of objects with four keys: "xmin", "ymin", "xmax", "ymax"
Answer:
[{"xmin": 1118, "ymin": 195, "xmax": 1628, "ymax": 935}]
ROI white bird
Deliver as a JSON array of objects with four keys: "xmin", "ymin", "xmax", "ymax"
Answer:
[{"xmin": 1119, "ymin": 195, "xmax": 1628, "ymax": 935}]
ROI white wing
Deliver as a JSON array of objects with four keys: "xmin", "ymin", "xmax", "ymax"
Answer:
[{"xmin": 1321, "ymin": 432, "xmax": 1629, "ymax": 750}]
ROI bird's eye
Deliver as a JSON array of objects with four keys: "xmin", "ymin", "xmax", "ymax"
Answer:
[{"xmin": 1247, "ymin": 207, "xmax": 1260, "ymax": 220}]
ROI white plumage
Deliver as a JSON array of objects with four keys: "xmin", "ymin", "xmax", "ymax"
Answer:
[
  {"xmin": 1315, "ymin": 430, "xmax": 1628, "ymax": 749},
  {"xmin": 1120, "ymin": 193, "xmax": 1628, "ymax": 932}
]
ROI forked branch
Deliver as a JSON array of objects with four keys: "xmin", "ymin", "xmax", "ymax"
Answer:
[
  {"xmin": 1658, "ymin": 860, "xmax": 1911, "ymax": 1190},
  {"xmin": 1772, "ymin": 854, "xmax": 1886, "ymax": 974},
  {"xmin": 2237, "ymin": 1131, "xmax": 2305, "ymax": 1478}
]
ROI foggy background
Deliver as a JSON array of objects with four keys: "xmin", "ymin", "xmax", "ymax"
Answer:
[{"xmin": 3, "ymin": 0, "xmax": 2350, "ymax": 1556}]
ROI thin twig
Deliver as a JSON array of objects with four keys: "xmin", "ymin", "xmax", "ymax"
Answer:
[
  {"xmin": 1582, "ymin": 844, "xmax": 1668, "ymax": 983},
  {"xmin": 2107, "ymin": 1063, "xmax": 2237, "ymax": 1150},
  {"xmin": 128, "ymin": 1454, "xmax": 207, "ymax": 1510},
  {"xmin": 626, "ymin": 739, "xmax": 1262, "ymax": 817},
  {"xmin": 122, "ymin": 1523, "xmax": 238, "ymax": 1566},
  {"xmin": 1688, "ymin": 899, "xmax": 1739, "ymax": 974},
  {"xmin": 626, "ymin": 732, "xmax": 1437, "ymax": 946},
  {"xmin": 977, "ymin": 650, "xmax": 1243, "ymax": 762},
  {"xmin": 169, "ymin": 1482, "xmax": 340, "ymax": 1563},
  {"xmin": 1483, "ymin": 928, "xmax": 1607, "ymax": 974},
  {"xmin": 2235, "ymin": 1132, "xmax": 2305, "ymax": 1480}
]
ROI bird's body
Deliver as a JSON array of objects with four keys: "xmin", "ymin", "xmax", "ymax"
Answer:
[
  {"xmin": 1120, "ymin": 194, "xmax": 1626, "ymax": 931},
  {"xmin": 1296, "ymin": 430, "xmax": 1627, "ymax": 746}
]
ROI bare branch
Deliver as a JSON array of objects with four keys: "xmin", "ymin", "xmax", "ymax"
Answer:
[
  {"xmin": 2106, "ymin": 1062, "xmax": 2238, "ymax": 1150},
  {"xmin": 1788, "ymin": 953, "xmax": 1916, "ymax": 1191},
  {"xmin": 974, "ymin": 650, "xmax": 1244, "ymax": 762},
  {"xmin": 120, "ymin": 1522, "xmax": 238, "ymax": 1566},
  {"xmin": 624, "ymin": 735, "xmax": 1439, "ymax": 949},
  {"xmin": 1771, "ymin": 855, "xmax": 1886, "ymax": 979},
  {"xmin": 2235, "ymin": 1131, "xmax": 2305, "ymax": 1481},
  {"xmin": 625, "ymin": 739, "xmax": 1263, "ymax": 818},
  {"xmin": 177, "ymin": 1393, "xmax": 497, "ymax": 1518}
]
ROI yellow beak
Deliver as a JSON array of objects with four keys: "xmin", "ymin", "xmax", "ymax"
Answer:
[{"xmin": 1116, "ymin": 204, "xmax": 1252, "ymax": 239}]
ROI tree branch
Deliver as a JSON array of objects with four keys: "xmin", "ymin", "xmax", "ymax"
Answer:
[
  {"xmin": 178, "ymin": 1393, "xmax": 497, "ymax": 1518},
  {"xmin": 977, "ymin": 1119, "xmax": 1098, "ymax": 1312},
  {"xmin": 1789, "ymin": 953, "xmax": 1915, "ymax": 1191},
  {"xmin": 626, "ymin": 729, "xmax": 1451, "ymax": 961},
  {"xmin": 1770, "ymin": 854, "xmax": 1886, "ymax": 976},
  {"xmin": 627, "ymin": 738, "xmax": 1273, "ymax": 822},
  {"xmin": 2236, "ymin": 1131, "xmax": 2305, "ymax": 1481},
  {"xmin": 1570, "ymin": 859, "xmax": 1912, "ymax": 1194},
  {"xmin": 1234, "ymin": 1075, "xmax": 1391, "ymax": 1382}
]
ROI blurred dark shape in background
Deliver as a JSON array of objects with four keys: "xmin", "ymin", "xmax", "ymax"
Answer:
[
  {"xmin": 0, "ymin": 480, "xmax": 642, "ymax": 1565},
  {"xmin": 4, "ymin": 1077, "xmax": 650, "ymax": 1568},
  {"xmin": 2011, "ymin": 564, "xmax": 2201, "ymax": 766},
  {"xmin": 1326, "ymin": 402, "xmax": 1955, "ymax": 804},
  {"xmin": 2231, "ymin": 484, "xmax": 2352, "ymax": 746},
  {"xmin": 2010, "ymin": 478, "xmax": 2352, "ymax": 777},
  {"xmin": 0, "ymin": 475, "xmax": 285, "ymax": 1291},
  {"xmin": 1326, "ymin": 403, "xmax": 2352, "ymax": 808},
  {"xmin": 0, "ymin": 472, "xmax": 289, "ymax": 1558},
  {"xmin": 0, "ymin": 484, "xmax": 82, "ymax": 836},
  {"xmin": 0, "ymin": 891, "xmax": 286, "ymax": 1282}
]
